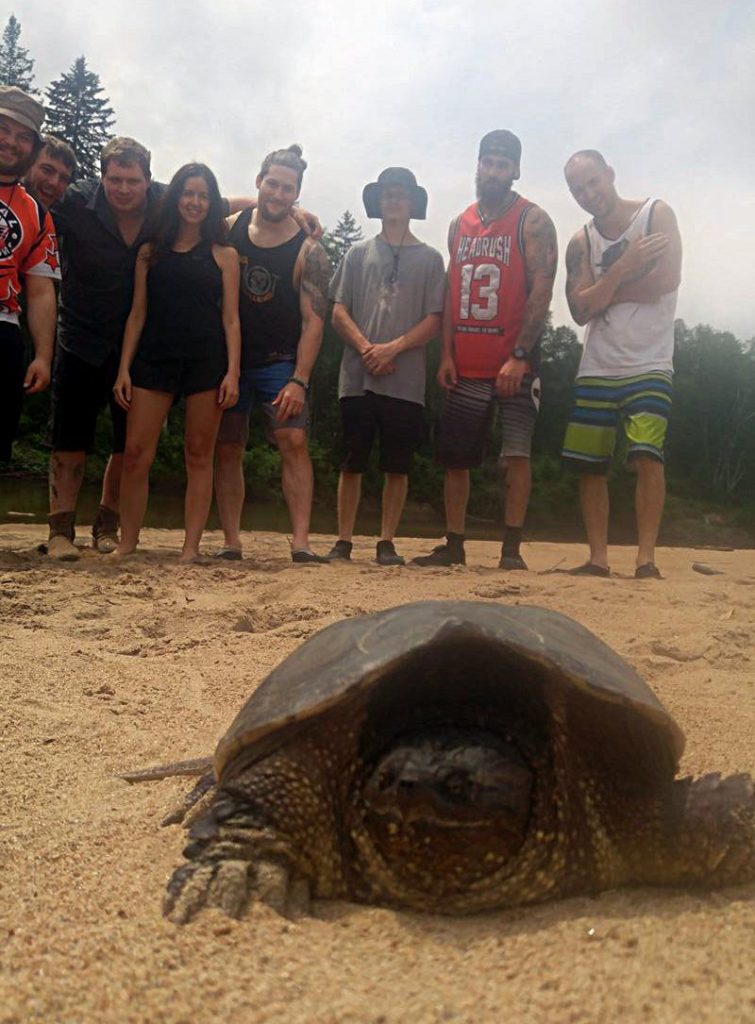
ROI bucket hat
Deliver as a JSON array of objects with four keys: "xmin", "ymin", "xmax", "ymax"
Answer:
[
  {"xmin": 0, "ymin": 85, "xmax": 44, "ymax": 137},
  {"xmin": 362, "ymin": 167, "xmax": 428, "ymax": 220}
]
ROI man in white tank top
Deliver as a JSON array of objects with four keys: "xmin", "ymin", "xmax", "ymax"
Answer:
[{"xmin": 561, "ymin": 150, "xmax": 682, "ymax": 579}]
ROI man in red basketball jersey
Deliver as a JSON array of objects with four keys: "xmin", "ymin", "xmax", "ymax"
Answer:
[{"xmin": 414, "ymin": 130, "xmax": 557, "ymax": 569}]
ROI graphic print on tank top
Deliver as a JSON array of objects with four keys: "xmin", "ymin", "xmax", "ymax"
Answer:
[
  {"xmin": 448, "ymin": 195, "xmax": 533, "ymax": 378},
  {"xmin": 243, "ymin": 262, "xmax": 278, "ymax": 304}
]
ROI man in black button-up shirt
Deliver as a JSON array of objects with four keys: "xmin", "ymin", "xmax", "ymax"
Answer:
[{"xmin": 47, "ymin": 137, "xmax": 164, "ymax": 560}]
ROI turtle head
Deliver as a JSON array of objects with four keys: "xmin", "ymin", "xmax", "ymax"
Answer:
[{"xmin": 363, "ymin": 729, "xmax": 533, "ymax": 867}]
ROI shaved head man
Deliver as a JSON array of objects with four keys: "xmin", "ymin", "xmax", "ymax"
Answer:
[{"xmin": 561, "ymin": 150, "xmax": 683, "ymax": 580}]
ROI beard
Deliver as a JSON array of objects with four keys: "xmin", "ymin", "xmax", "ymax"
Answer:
[
  {"xmin": 259, "ymin": 199, "xmax": 291, "ymax": 223},
  {"xmin": 475, "ymin": 170, "xmax": 514, "ymax": 208},
  {"xmin": 0, "ymin": 150, "xmax": 33, "ymax": 179}
]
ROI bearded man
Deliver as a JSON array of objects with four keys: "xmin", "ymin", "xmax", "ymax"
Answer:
[{"xmin": 414, "ymin": 130, "xmax": 557, "ymax": 570}]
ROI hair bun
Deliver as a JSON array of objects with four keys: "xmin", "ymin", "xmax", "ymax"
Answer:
[{"xmin": 287, "ymin": 144, "xmax": 303, "ymax": 157}]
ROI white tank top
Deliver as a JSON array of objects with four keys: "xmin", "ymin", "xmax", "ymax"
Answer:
[{"xmin": 578, "ymin": 198, "xmax": 677, "ymax": 378}]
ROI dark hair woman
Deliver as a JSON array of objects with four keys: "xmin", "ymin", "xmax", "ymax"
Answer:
[{"xmin": 113, "ymin": 162, "xmax": 241, "ymax": 562}]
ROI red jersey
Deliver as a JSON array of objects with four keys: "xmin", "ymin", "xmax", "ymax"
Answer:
[
  {"xmin": 0, "ymin": 181, "xmax": 60, "ymax": 325},
  {"xmin": 448, "ymin": 195, "xmax": 532, "ymax": 377}
]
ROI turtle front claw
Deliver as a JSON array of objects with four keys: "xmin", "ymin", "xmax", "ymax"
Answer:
[
  {"xmin": 162, "ymin": 806, "xmax": 310, "ymax": 923},
  {"xmin": 163, "ymin": 850, "xmax": 310, "ymax": 923},
  {"xmin": 164, "ymin": 858, "xmax": 253, "ymax": 923}
]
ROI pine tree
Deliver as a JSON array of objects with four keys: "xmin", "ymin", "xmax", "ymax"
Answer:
[
  {"xmin": 45, "ymin": 56, "xmax": 115, "ymax": 179},
  {"xmin": 321, "ymin": 210, "xmax": 364, "ymax": 270},
  {"xmin": 0, "ymin": 15, "xmax": 37, "ymax": 93}
]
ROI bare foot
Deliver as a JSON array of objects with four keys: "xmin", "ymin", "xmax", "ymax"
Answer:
[
  {"xmin": 114, "ymin": 546, "xmax": 138, "ymax": 561},
  {"xmin": 178, "ymin": 551, "xmax": 209, "ymax": 565}
]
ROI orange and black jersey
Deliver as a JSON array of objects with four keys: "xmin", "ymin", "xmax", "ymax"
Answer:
[{"xmin": 0, "ymin": 180, "xmax": 60, "ymax": 324}]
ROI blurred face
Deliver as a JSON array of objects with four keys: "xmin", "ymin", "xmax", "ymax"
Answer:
[
  {"xmin": 177, "ymin": 175, "xmax": 211, "ymax": 226},
  {"xmin": 26, "ymin": 148, "xmax": 73, "ymax": 208},
  {"xmin": 565, "ymin": 158, "xmax": 617, "ymax": 218},
  {"xmin": 0, "ymin": 114, "xmax": 37, "ymax": 178},
  {"xmin": 379, "ymin": 184, "xmax": 411, "ymax": 223},
  {"xmin": 476, "ymin": 153, "xmax": 519, "ymax": 207},
  {"xmin": 102, "ymin": 159, "xmax": 150, "ymax": 214},
  {"xmin": 256, "ymin": 163, "xmax": 299, "ymax": 222}
]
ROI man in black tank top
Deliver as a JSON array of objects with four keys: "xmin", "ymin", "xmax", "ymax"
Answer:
[{"xmin": 215, "ymin": 145, "xmax": 332, "ymax": 563}]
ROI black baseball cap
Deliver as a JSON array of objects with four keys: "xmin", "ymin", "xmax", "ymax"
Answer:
[{"xmin": 478, "ymin": 130, "xmax": 522, "ymax": 164}]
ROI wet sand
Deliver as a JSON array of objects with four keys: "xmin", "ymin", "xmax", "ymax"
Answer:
[{"xmin": 1, "ymin": 524, "xmax": 753, "ymax": 1024}]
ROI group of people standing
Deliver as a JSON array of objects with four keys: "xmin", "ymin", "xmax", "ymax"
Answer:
[{"xmin": 2, "ymin": 83, "xmax": 682, "ymax": 578}]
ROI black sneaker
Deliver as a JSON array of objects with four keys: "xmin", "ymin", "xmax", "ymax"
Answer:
[
  {"xmin": 411, "ymin": 541, "xmax": 466, "ymax": 567},
  {"xmin": 326, "ymin": 540, "xmax": 353, "ymax": 561},
  {"xmin": 291, "ymin": 549, "xmax": 330, "ymax": 564},
  {"xmin": 499, "ymin": 552, "xmax": 528, "ymax": 570},
  {"xmin": 375, "ymin": 540, "xmax": 405, "ymax": 566}
]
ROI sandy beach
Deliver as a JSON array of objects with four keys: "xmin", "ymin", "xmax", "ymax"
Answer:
[{"xmin": 1, "ymin": 523, "xmax": 753, "ymax": 1024}]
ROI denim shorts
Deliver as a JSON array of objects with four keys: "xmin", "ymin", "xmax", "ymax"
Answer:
[{"xmin": 217, "ymin": 359, "xmax": 309, "ymax": 446}]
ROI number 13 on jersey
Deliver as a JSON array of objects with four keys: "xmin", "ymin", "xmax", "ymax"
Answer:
[{"xmin": 458, "ymin": 263, "xmax": 501, "ymax": 321}]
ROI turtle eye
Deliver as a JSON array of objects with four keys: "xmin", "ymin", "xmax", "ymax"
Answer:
[{"xmin": 444, "ymin": 772, "xmax": 468, "ymax": 797}]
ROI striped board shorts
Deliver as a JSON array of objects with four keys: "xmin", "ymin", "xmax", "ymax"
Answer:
[
  {"xmin": 562, "ymin": 372, "xmax": 673, "ymax": 474},
  {"xmin": 436, "ymin": 374, "xmax": 541, "ymax": 469}
]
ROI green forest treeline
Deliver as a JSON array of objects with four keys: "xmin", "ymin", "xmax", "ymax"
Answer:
[{"xmin": 11, "ymin": 318, "xmax": 755, "ymax": 546}]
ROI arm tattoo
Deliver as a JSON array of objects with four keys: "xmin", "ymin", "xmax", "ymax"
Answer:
[
  {"xmin": 524, "ymin": 208, "xmax": 558, "ymax": 284},
  {"xmin": 564, "ymin": 233, "xmax": 599, "ymax": 323},
  {"xmin": 301, "ymin": 242, "xmax": 331, "ymax": 320},
  {"xmin": 515, "ymin": 208, "xmax": 557, "ymax": 352},
  {"xmin": 565, "ymin": 236, "xmax": 584, "ymax": 276}
]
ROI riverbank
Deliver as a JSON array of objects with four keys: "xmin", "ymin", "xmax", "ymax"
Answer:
[
  {"xmin": 2, "ymin": 525, "xmax": 754, "ymax": 1023},
  {"xmin": 1, "ymin": 472, "xmax": 754, "ymax": 548}
]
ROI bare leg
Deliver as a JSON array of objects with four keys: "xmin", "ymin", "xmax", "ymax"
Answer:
[
  {"xmin": 380, "ymin": 473, "xmax": 408, "ymax": 542},
  {"xmin": 444, "ymin": 469, "xmax": 470, "ymax": 535},
  {"xmin": 275, "ymin": 427, "xmax": 314, "ymax": 551},
  {"xmin": 116, "ymin": 388, "xmax": 173, "ymax": 556},
  {"xmin": 180, "ymin": 390, "xmax": 224, "ymax": 562},
  {"xmin": 49, "ymin": 450, "xmax": 86, "ymax": 515},
  {"xmin": 634, "ymin": 456, "xmax": 666, "ymax": 568},
  {"xmin": 501, "ymin": 456, "xmax": 531, "ymax": 527},
  {"xmin": 100, "ymin": 454, "xmax": 124, "ymax": 512},
  {"xmin": 579, "ymin": 474, "xmax": 610, "ymax": 569},
  {"xmin": 214, "ymin": 441, "xmax": 245, "ymax": 551},
  {"xmin": 336, "ymin": 472, "xmax": 362, "ymax": 542}
]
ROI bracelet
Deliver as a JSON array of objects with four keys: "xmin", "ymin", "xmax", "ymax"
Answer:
[{"xmin": 289, "ymin": 376, "xmax": 309, "ymax": 393}]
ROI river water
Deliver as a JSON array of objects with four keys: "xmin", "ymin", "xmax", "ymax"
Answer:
[{"xmin": 0, "ymin": 476, "xmax": 471, "ymax": 540}]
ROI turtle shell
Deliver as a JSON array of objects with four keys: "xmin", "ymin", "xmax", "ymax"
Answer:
[{"xmin": 215, "ymin": 601, "xmax": 685, "ymax": 784}]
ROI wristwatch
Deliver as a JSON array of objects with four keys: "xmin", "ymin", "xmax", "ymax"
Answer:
[{"xmin": 511, "ymin": 346, "xmax": 528, "ymax": 360}]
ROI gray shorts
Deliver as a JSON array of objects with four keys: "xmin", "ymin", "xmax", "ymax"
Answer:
[{"xmin": 435, "ymin": 375, "xmax": 540, "ymax": 469}]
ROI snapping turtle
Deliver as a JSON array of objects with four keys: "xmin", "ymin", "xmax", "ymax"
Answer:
[{"xmin": 127, "ymin": 601, "xmax": 754, "ymax": 923}]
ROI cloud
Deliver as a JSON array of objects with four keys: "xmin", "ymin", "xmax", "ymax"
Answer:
[{"xmin": 19, "ymin": 0, "xmax": 755, "ymax": 338}]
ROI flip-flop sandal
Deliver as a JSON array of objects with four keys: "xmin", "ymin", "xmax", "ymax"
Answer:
[
  {"xmin": 568, "ymin": 562, "xmax": 611, "ymax": 577},
  {"xmin": 635, "ymin": 563, "xmax": 663, "ymax": 579},
  {"xmin": 213, "ymin": 547, "xmax": 242, "ymax": 561}
]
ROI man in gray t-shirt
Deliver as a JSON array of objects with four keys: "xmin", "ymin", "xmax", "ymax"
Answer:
[{"xmin": 327, "ymin": 167, "xmax": 445, "ymax": 566}]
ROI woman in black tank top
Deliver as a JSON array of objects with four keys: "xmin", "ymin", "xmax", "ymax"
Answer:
[{"xmin": 113, "ymin": 163, "xmax": 241, "ymax": 562}]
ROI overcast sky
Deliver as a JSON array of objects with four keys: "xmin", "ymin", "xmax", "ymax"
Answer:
[{"xmin": 17, "ymin": 0, "xmax": 755, "ymax": 340}]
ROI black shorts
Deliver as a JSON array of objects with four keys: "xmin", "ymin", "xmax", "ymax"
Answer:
[
  {"xmin": 130, "ymin": 350, "xmax": 227, "ymax": 397},
  {"xmin": 51, "ymin": 346, "xmax": 127, "ymax": 454},
  {"xmin": 0, "ymin": 323, "xmax": 26, "ymax": 461},
  {"xmin": 340, "ymin": 392, "xmax": 424, "ymax": 475}
]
